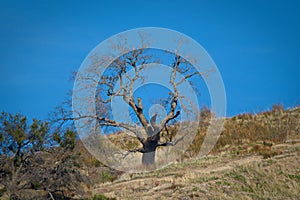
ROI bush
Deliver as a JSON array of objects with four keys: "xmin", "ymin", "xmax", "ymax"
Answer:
[
  {"xmin": 98, "ymin": 171, "xmax": 114, "ymax": 183},
  {"xmin": 92, "ymin": 193, "xmax": 116, "ymax": 200}
]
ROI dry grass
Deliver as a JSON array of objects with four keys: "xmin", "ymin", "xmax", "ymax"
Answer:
[
  {"xmin": 93, "ymin": 105, "xmax": 300, "ymax": 199},
  {"xmin": 183, "ymin": 105, "xmax": 300, "ymax": 159},
  {"xmin": 94, "ymin": 142, "xmax": 300, "ymax": 199}
]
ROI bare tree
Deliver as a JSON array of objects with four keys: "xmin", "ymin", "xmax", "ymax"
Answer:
[{"xmin": 59, "ymin": 38, "xmax": 205, "ymax": 168}]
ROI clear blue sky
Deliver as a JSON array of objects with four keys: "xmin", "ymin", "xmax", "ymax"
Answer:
[{"xmin": 0, "ymin": 0, "xmax": 299, "ymax": 120}]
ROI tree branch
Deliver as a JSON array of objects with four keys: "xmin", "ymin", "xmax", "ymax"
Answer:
[
  {"xmin": 56, "ymin": 115, "xmax": 146, "ymax": 144},
  {"xmin": 158, "ymin": 54, "xmax": 182, "ymax": 130},
  {"xmin": 157, "ymin": 135, "xmax": 184, "ymax": 147},
  {"xmin": 118, "ymin": 148, "xmax": 145, "ymax": 158}
]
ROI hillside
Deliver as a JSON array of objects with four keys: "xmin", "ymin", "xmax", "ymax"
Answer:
[
  {"xmin": 0, "ymin": 105, "xmax": 299, "ymax": 199},
  {"xmin": 95, "ymin": 141, "xmax": 300, "ymax": 199},
  {"xmin": 95, "ymin": 105, "xmax": 300, "ymax": 199}
]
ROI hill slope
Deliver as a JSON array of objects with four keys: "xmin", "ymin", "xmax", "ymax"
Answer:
[
  {"xmin": 95, "ymin": 106, "xmax": 300, "ymax": 199},
  {"xmin": 95, "ymin": 141, "xmax": 300, "ymax": 199}
]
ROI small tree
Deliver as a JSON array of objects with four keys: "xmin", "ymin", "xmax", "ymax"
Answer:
[
  {"xmin": 0, "ymin": 112, "xmax": 94, "ymax": 199},
  {"xmin": 0, "ymin": 112, "xmax": 50, "ymax": 198}
]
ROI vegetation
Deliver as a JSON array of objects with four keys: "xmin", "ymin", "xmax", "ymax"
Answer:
[
  {"xmin": 0, "ymin": 104, "xmax": 299, "ymax": 199},
  {"xmin": 0, "ymin": 111, "xmax": 116, "ymax": 199},
  {"xmin": 95, "ymin": 141, "xmax": 300, "ymax": 199},
  {"xmin": 181, "ymin": 104, "xmax": 300, "ymax": 158}
]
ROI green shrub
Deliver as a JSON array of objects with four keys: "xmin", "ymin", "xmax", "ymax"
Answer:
[
  {"xmin": 93, "ymin": 193, "xmax": 108, "ymax": 200},
  {"xmin": 92, "ymin": 193, "xmax": 116, "ymax": 200},
  {"xmin": 98, "ymin": 171, "xmax": 114, "ymax": 183}
]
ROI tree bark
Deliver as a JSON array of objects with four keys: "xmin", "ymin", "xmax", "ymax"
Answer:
[
  {"xmin": 142, "ymin": 151, "xmax": 156, "ymax": 166},
  {"xmin": 141, "ymin": 140, "xmax": 158, "ymax": 166}
]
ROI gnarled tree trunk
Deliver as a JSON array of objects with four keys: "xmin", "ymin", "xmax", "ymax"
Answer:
[{"xmin": 141, "ymin": 139, "xmax": 158, "ymax": 166}]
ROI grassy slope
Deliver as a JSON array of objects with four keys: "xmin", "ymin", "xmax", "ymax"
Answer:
[
  {"xmin": 94, "ymin": 141, "xmax": 300, "ymax": 199},
  {"xmin": 94, "ymin": 106, "xmax": 300, "ymax": 199}
]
